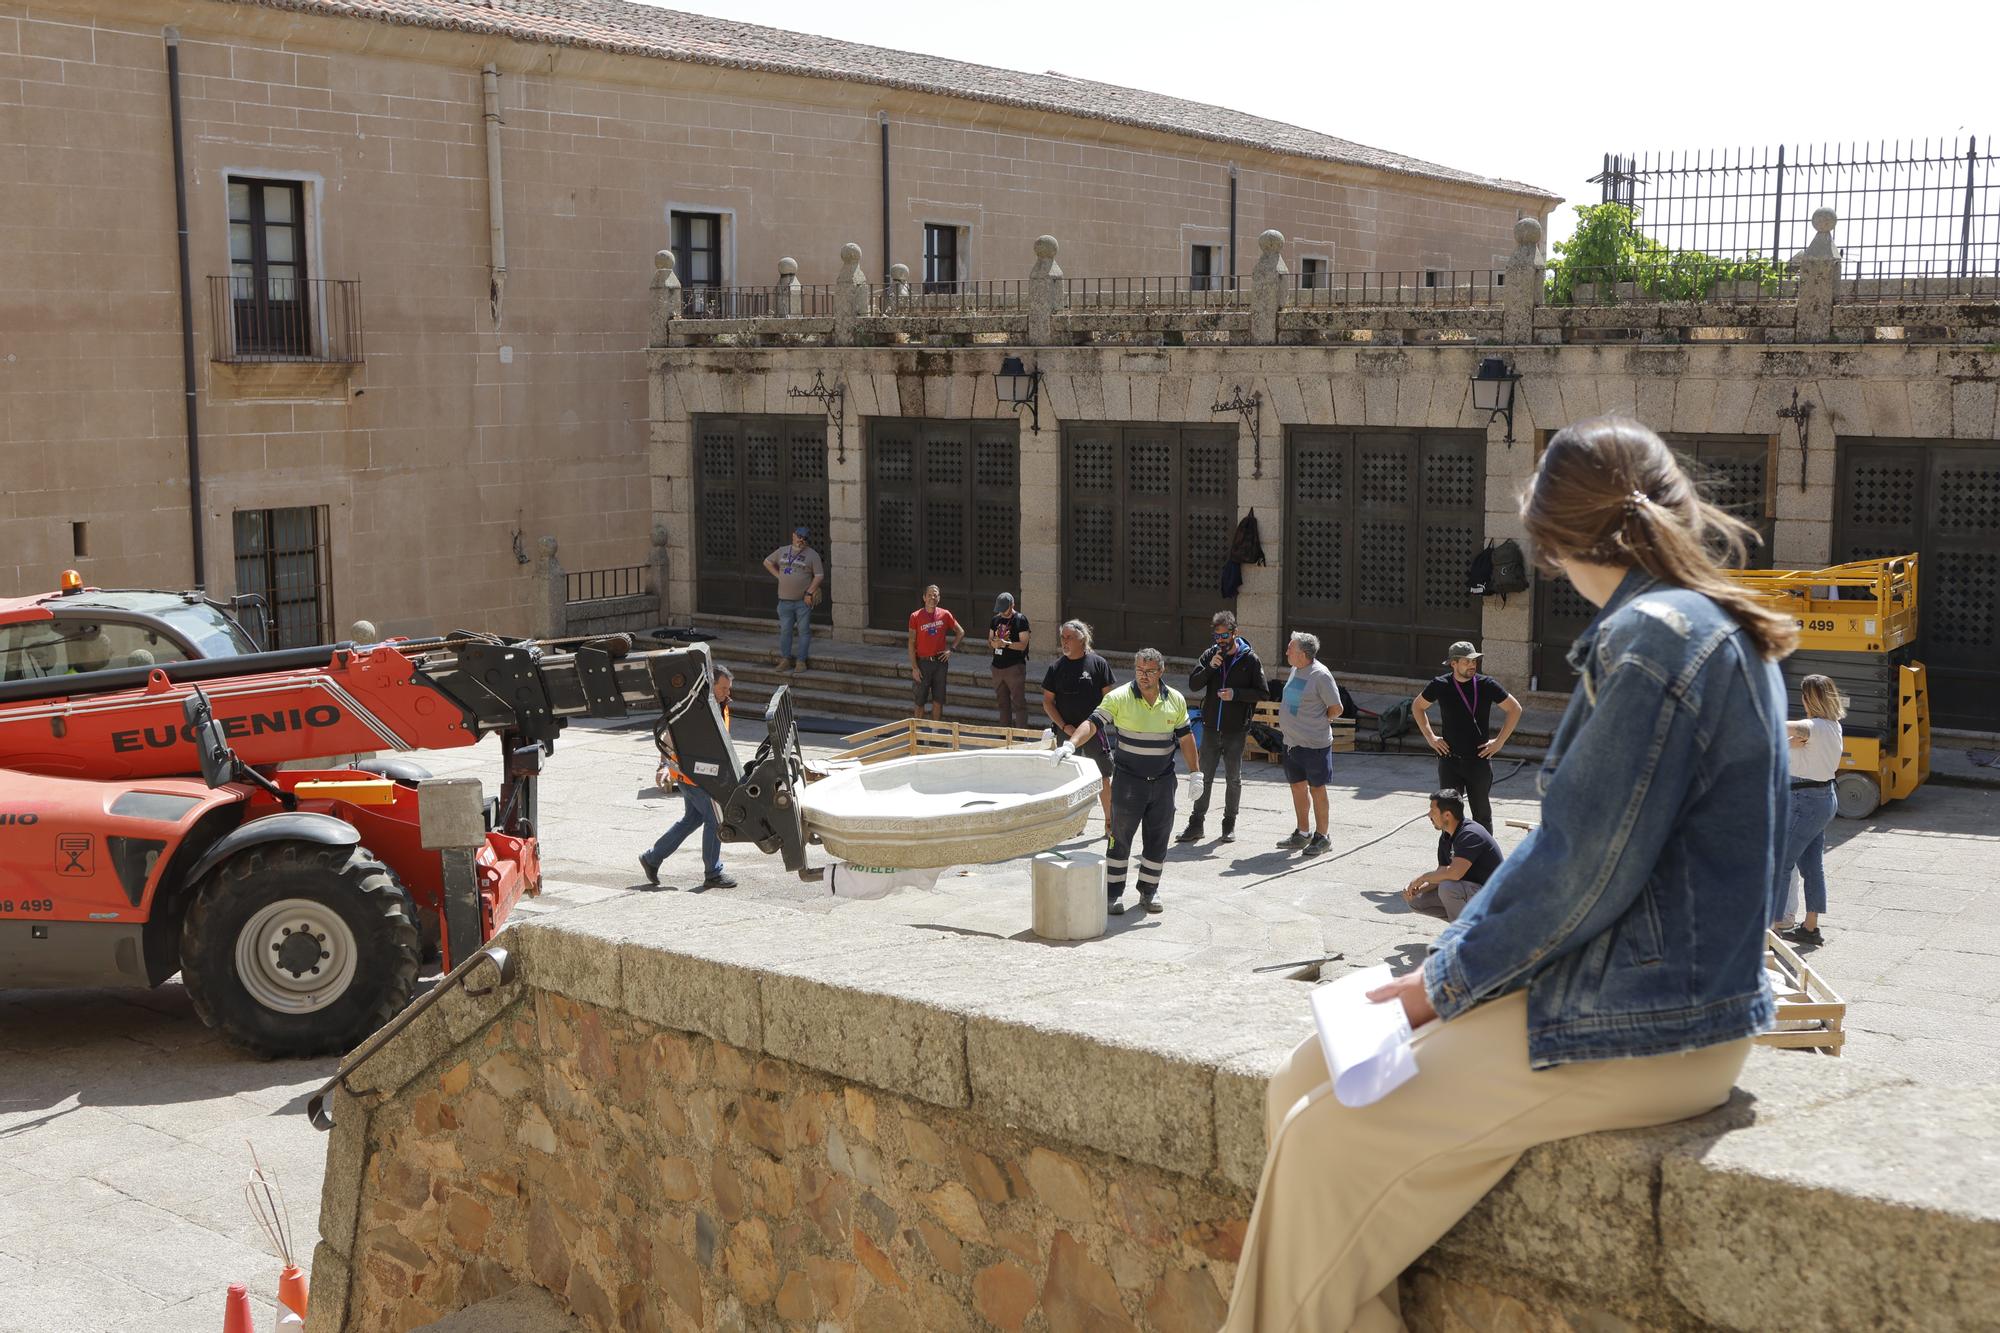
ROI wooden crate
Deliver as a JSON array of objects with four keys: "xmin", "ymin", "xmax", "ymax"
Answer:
[
  {"xmin": 1241, "ymin": 701, "xmax": 1357, "ymax": 763},
  {"xmin": 832, "ymin": 717, "xmax": 1048, "ymax": 765},
  {"xmin": 1756, "ymin": 930, "xmax": 1847, "ymax": 1055}
]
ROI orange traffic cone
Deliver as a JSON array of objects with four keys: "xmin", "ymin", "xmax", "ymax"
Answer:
[
  {"xmin": 277, "ymin": 1265, "xmax": 309, "ymax": 1320},
  {"xmin": 222, "ymin": 1282, "xmax": 256, "ymax": 1333}
]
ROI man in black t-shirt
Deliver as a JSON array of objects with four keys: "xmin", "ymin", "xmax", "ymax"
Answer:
[
  {"xmin": 989, "ymin": 592, "xmax": 1033, "ymax": 729},
  {"xmin": 1040, "ymin": 618, "xmax": 1115, "ymax": 822},
  {"xmin": 1402, "ymin": 789, "xmax": 1505, "ymax": 922},
  {"xmin": 1413, "ymin": 640, "xmax": 1522, "ymax": 830}
]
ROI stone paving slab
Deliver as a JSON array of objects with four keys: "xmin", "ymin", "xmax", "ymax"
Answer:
[{"xmin": 0, "ymin": 712, "xmax": 1992, "ymax": 1331}]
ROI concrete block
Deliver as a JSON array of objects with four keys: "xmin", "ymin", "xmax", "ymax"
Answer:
[
  {"xmin": 966, "ymin": 970, "xmax": 1309, "ymax": 1178},
  {"xmin": 1030, "ymin": 851, "xmax": 1106, "ymax": 941},
  {"xmin": 1661, "ymin": 1082, "xmax": 1999, "ymax": 1332}
]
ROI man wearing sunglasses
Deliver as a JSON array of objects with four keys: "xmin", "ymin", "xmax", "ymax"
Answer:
[
  {"xmin": 1053, "ymin": 647, "xmax": 1201, "ymax": 915},
  {"xmin": 1179, "ymin": 610, "xmax": 1264, "ymax": 844}
]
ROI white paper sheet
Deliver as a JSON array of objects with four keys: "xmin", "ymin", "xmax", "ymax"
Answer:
[{"xmin": 1309, "ymin": 963, "xmax": 1419, "ymax": 1108}]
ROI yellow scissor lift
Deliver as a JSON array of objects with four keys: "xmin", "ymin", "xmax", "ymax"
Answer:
[{"xmin": 1730, "ymin": 555, "xmax": 1930, "ymax": 819}]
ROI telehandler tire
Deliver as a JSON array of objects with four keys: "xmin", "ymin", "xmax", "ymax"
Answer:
[{"xmin": 180, "ymin": 841, "xmax": 422, "ymax": 1058}]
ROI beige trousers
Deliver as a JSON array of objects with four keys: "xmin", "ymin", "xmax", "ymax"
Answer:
[{"xmin": 1221, "ymin": 990, "xmax": 1749, "ymax": 1333}]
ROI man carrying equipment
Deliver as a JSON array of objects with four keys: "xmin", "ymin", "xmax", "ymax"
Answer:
[{"xmin": 1054, "ymin": 648, "xmax": 1200, "ymax": 915}]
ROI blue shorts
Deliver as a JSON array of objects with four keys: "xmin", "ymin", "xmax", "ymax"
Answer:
[{"xmin": 1282, "ymin": 744, "xmax": 1332, "ymax": 788}]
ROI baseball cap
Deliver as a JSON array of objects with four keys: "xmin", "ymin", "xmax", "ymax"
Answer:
[
  {"xmin": 792, "ymin": 525, "xmax": 810, "ymax": 537},
  {"xmin": 1444, "ymin": 641, "xmax": 1483, "ymax": 662}
]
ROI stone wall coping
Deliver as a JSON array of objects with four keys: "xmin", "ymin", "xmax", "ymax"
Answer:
[{"xmin": 459, "ymin": 893, "xmax": 2000, "ymax": 1330}]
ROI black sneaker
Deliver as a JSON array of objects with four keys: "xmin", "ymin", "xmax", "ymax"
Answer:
[
  {"xmin": 702, "ymin": 871, "xmax": 738, "ymax": 889},
  {"xmin": 1781, "ymin": 924, "xmax": 1823, "ymax": 946},
  {"xmin": 638, "ymin": 854, "xmax": 660, "ymax": 886},
  {"xmin": 1142, "ymin": 897, "xmax": 1163, "ymax": 915},
  {"xmin": 1175, "ymin": 821, "xmax": 1204, "ymax": 843},
  {"xmin": 1218, "ymin": 822, "xmax": 1236, "ymax": 844},
  {"xmin": 1303, "ymin": 833, "xmax": 1331, "ymax": 858},
  {"xmin": 1276, "ymin": 831, "xmax": 1309, "ymax": 850},
  {"xmin": 1107, "ymin": 898, "xmax": 1127, "ymax": 916}
]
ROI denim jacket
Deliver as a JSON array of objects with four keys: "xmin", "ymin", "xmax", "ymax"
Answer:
[{"xmin": 1423, "ymin": 570, "xmax": 1784, "ymax": 1067}]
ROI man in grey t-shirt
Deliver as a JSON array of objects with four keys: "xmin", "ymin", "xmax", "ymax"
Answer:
[
  {"xmin": 1273, "ymin": 631, "xmax": 1343, "ymax": 857},
  {"xmin": 763, "ymin": 525, "xmax": 824, "ymax": 672}
]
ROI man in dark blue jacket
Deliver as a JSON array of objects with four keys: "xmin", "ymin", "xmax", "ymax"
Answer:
[{"xmin": 1178, "ymin": 610, "xmax": 1264, "ymax": 844}]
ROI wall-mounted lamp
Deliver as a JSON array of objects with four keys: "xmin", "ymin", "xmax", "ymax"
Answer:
[
  {"xmin": 788, "ymin": 369, "xmax": 847, "ymax": 463},
  {"xmin": 995, "ymin": 355, "xmax": 1043, "ymax": 434},
  {"xmin": 1471, "ymin": 356, "xmax": 1521, "ymax": 445},
  {"xmin": 1211, "ymin": 384, "xmax": 1264, "ymax": 478},
  {"xmin": 1776, "ymin": 387, "xmax": 1815, "ymax": 491}
]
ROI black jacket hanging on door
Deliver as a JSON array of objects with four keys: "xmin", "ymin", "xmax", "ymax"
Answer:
[{"xmin": 1220, "ymin": 511, "xmax": 1267, "ymax": 599}]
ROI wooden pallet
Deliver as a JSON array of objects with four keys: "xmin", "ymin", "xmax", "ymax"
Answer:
[
  {"xmin": 831, "ymin": 717, "xmax": 1049, "ymax": 765},
  {"xmin": 1241, "ymin": 701, "xmax": 1357, "ymax": 763},
  {"xmin": 1757, "ymin": 929, "xmax": 1847, "ymax": 1055}
]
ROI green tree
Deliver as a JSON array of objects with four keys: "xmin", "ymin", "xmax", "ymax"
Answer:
[{"xmin": 1545, "ymin": 203, "xmax": 1790, "ymax": 305}]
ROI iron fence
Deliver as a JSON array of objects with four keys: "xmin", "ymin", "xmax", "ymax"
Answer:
[
  {"xmin": 1061, "ymin": 276, "xmax": 1245, "ymax": 311},
  {"xmin": 207, "ymin": 276, "xmax": 363, "ymax": 363},
  {"xmin": 679, "ymin": 285, "xmax": 839, "ymax": 319},
  {"xmin": 878, "ymin": 279, "xmax": 1026, "ymax": 314},
  {"xmin": 566, "ymin": 565, "xmax": 650, "ymax": 602},
  {"xmin": 1289, "ymin": 270, "xmax": 1503, "ymax": 307},
  {"xmin": 1593, "ymin": 138, "xmax": 1999, "ymax": 274}
]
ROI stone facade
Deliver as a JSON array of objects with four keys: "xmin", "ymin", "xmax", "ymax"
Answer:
[
  {"xmin": 0, "ymin": 0, "xmax": 1546, "ymax": 636},
  {"xmin": 652, "ymin": 325, "xmax": 2000, "ymax": 694},
  {"xmin": 313, "ymin": 891, "xmax": 2000, "ymax": 1332}
]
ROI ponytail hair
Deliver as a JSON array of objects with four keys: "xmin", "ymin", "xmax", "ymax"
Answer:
[{"xmin": 1523, "ymin": 416, "xmax": 1796, "ymax": 662}]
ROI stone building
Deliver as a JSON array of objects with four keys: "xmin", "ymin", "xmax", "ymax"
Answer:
[
  {"xmin": 648, "ymin": 219, "xmax": 2000, "ymax": 734},
  {"xmin": 0, "ymin": 0, "xmax": 1552, "ymax": 641}
]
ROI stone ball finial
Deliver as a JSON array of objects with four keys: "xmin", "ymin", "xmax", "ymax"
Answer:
[
  {"xmin": 655, "ymin": 249, "xmax": 675, "ymax": 273},
  {"xmin": 778, "ymin": 256, "xmax": 798, "ymax": 276},
  {"xmin": 351, "ymin": 619, "xmax": 378, "ymax": 642},
  {"xmin": 1513, "ymin": 217, "xmax": 1544, "ymax": 248},
  {"xmin": 889, "ymin": 262, "xmax": 910, "ymax": 282},
  {"xmin": 1033, "ymin": 235, "xmax": 1059, "ymax": 260},
  {"xmin": 1811, "ymin": 207, "xmax": 1837, "ymax": 234},
  {"xmin": 1258, "ymin": 229, "xmax": 1284, "ymax": 254},
  {"xmin": 839, "ymin": 242, "xmax": 863, "ymax": 265},
  {"xmin": 538, "ymin": 535, "xmax": 558, "ymax": 555}
]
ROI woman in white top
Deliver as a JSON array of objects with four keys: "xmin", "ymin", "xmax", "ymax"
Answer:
[{"xmin": 1777, "ymin": 674, "xmax": 1845, "ymax": 944}]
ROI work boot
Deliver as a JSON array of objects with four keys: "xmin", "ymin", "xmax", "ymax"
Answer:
[
  {"xmin": 1218, "ymin": 820, "xmax": 1236, "ymax": 844},
  {"xmin": 775, "ymin": 656, "xmax": 795, "ymax": 671},
  {"xmin": 1175, "ymin": 820, "xmax": 1204, "ymax": 843},
  {"xmin": 1275, "ymin": 830, "xmax": 1309, "ymax": 851},
  {"xmin": 1303, "ymin": 833, "xmax": 1331, "ymax": 858},
  {"xmin": 1107, "ymin": 897, "xmax": 1127, "ymax": 916},
  {"xmin": 1142, "ymin": 896, "xmax": 1163, "ymax": 915},
  {"xmin": 638, "ymin": 854, "xmax": 660, "ymax": 887}
]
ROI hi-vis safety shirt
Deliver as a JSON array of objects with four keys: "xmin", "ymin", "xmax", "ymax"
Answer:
[
  {"xmin": 1090, "ymin": 682, "xmax": 1193, "ymax": 780},
  {"xmin": 662, "ymin": 705, "xmax": 730, "ymax": 787}
]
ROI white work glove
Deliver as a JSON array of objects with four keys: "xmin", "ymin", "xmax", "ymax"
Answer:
[
  {"xmin": 1186, "ymin": 771, "xmax": 1206, "ymax": 806},
  {"xmin": 1051, "ymin": 740, "xmax": 1076, "ymax": 764}
]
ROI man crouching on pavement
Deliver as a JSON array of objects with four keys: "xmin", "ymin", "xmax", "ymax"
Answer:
[
  {"xmin": 1402, "ymin": 788, "xmax": 1504, "ymax": 922},
  {"xmin": 1054, "ymin": 648, "xmax": 1201, "ymax": 916}
]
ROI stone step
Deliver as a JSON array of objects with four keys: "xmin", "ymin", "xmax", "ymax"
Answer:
[{"xmin": 411, "ymin": 1286, "xmax": 582, "ymax": 1332}]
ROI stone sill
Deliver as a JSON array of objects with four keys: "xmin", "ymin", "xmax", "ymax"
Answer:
[
  {"xmin": 333, "ymin": 893, "xmax": 2000, "ymax": 1331},
  {"xmin": 208, "ymin": 357, "xmax": 360, "ymax": 401}
]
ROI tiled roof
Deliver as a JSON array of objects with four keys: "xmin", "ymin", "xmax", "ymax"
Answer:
[{"xmin": 231, "ymin": 0, "xmax": 1557, "ymax": 198}]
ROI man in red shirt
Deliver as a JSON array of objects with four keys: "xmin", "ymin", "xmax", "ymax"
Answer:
[{"xmin": 908, "ymin": 584, "xmax": 963, "ymax": 720}]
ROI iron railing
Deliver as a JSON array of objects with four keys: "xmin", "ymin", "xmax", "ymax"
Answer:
[
  {"xmin": 680, "ymin": 285, "xmax": 838, "ymax": 319},
  {"xmin": 1062, "ymin": 276, "xmax": 1244, "ymax": 310},
  {"xmin": 1592, "ymin": 138, "xmax": 1999, "ymax": 275},
  {"xmin": 566, "ymin": 565, "xmax": 650, "ymax": 602},
  {"xmin": 1836, "ymin": 262, "xmax": 2000, "ymax": 303},
  {"xmin": 207, "ymin": 275, "xmax": 363, "ymax": 363},
  {"xmin": 1289, "ymin": 270, "xmax": 1503, "ymax": 307}
]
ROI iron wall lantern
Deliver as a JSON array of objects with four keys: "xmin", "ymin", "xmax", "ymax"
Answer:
[
  {"xmin": 1471, "ymin": 356, "xmax": 1521, "ymax": 445},
  {"xmin": 995, "ymin": 355, "xmax": 1043, "ymax": 434}
]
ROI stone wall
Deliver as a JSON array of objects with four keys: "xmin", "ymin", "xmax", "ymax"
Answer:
[
  {"xmin": 649, "ymin": 339, "xmax": 2000, "ymax": 689},
  {"xmin": 312, "ymin": 893, "xmax": 2000, "ymax": 1333}
]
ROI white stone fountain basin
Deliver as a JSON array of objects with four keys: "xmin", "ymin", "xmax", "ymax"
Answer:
[{"xmin": 802, "ymin": 751, "xmax": 1102, "ymax": 869}]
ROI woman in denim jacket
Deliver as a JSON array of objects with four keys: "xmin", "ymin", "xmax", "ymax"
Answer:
[{"xmin": 1224, "ymin": 417, "xmax": 1796, "ymax": 1333}]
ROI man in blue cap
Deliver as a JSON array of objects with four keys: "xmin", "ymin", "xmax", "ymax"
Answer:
[{"xmin": 763, "ymin": 525, "xmax": 825, "ymax": 672}]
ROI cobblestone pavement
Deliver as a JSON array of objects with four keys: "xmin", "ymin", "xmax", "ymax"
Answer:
[{"xmin": 2, "ymin": 717, "xmax": 1993, "ymax": 1331}]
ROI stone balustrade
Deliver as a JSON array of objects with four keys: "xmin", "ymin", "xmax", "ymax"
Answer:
[
  {"xmin": 310, "ymin": 892, "xmax": 2000, "ymax": 1332},
  {"xmin": 654, "ymin": 212, "xmax": 2000, "ymax": 349}
]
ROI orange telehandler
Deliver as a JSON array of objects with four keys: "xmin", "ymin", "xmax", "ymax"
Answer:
[{"xmin": 0, "ymin": 628, "xmax": 813, "ymax": 1056}]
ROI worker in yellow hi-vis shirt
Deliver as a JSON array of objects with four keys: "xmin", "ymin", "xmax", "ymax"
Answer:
[{"xmin": 1054, "ymin": 647, "xmax": 1201, "ymax": 915}]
